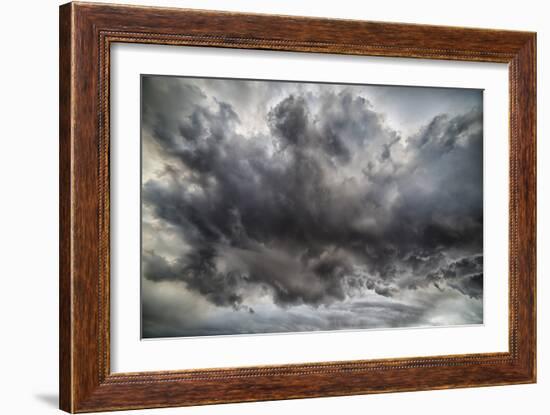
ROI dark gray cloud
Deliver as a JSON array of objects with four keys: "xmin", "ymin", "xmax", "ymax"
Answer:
[{"xmin": 141, "ymin": 76, "xmax": 483, "ymax": 338}]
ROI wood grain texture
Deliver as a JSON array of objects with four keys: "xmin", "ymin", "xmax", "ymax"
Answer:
[
  {"xmin": 59, "ymin": 3, "xmax": 73, "ymax": 411},
  {"xmin": 59, "ymin": 2, "xmax": 537, "ymax": 412}
]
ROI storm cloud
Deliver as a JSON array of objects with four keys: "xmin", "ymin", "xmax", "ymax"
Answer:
[{"xmin": 141, "ymin": 75, "xmax": 483, "ymax": 338}]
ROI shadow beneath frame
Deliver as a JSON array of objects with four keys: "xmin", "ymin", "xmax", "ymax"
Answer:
[{"xmin": 35, "ymin": 393, "xmax": 58, "ymax": 408}]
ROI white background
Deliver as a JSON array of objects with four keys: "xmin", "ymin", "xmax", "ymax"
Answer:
[
  {"xmin": 111, "ymin": 45, "xmax": 509, "ymax": 372},
  {"xmin": 0, "ymin": 0, "xmax": 547, "ymax": 414}
]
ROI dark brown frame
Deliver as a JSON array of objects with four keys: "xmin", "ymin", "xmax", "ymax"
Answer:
[{"xmin": 59, "ymin": 2, "xmax": 536, "ymax": 413}]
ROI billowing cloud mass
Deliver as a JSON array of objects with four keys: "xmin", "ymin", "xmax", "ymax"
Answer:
[{"xmin": 141, "ymin": 75, "xmax": 483, "ymax": 338}]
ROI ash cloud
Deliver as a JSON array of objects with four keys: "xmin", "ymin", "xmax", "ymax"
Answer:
[{"xmin": 141, "ymin": 76, "xmax": 483, "ymax": 337}]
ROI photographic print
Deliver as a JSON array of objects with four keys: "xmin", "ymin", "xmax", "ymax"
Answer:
[{"xmin": 141, "ymin": 75, "xmax": 483, "ymax": 338}]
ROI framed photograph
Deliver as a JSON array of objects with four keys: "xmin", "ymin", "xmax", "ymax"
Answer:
[{"xmin": 59, "ymin": 2, "xmax": 536, "ymax": 412}]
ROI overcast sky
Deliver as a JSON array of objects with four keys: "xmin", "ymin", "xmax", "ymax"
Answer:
[{"xmin": 140, "ymin": 75, "xmax": 483, "ymax": 338}]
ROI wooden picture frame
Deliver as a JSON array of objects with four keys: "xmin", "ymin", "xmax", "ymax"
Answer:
[{"xmin": 59, "ymin": 2, "xmax": 536, "ymax": 412}]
